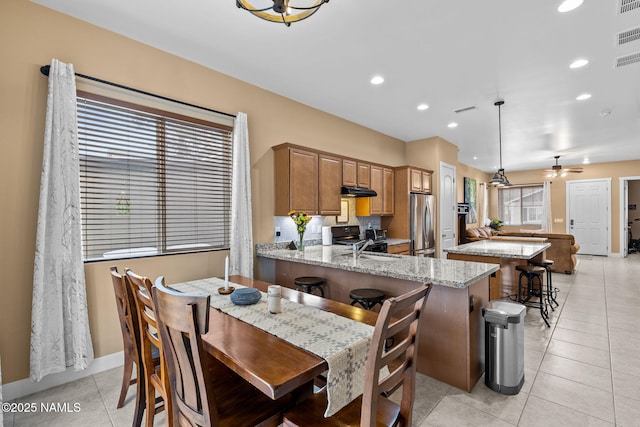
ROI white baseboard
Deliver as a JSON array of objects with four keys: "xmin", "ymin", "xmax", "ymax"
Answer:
[{"xmin": 2, "ymin": 352, "xmax": 124, "ymax": 402}]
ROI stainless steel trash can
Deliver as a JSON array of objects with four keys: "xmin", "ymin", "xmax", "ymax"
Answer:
[{"xmin": 482, "ymin": 300, "xmax": 526, "ymax": 395}]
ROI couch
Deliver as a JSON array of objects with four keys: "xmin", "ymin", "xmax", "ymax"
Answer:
[
  {"xmin": 465, "ymin": 226, "xmax": 501, "ymax": 241},
  {"xmin": 465, "ymin": 226, "xmax": 580, "ymax": 274}
]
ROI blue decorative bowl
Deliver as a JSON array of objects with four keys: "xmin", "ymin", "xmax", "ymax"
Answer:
[{"xmin": 230, "ymin": 288, "xmax": 262, "ymax": 306}]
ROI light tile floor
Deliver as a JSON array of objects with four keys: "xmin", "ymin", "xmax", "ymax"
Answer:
[{"xmin": 4, "ymin": 254, "xmax": 640, "ymax": 426}]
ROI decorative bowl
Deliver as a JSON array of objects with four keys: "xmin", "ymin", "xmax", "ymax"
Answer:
[{"xmin": 229, "ymin": 288, "xmax": 262, "ymax": 306}]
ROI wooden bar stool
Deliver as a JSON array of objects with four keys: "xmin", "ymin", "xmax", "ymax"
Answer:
[
  {"xmin": 349, "ymin": 288, "xmax": 385, "ymax": 311},
  {"xmin": 529, "ymin": 259, "xmax": 558, "ymax": 309},
  {"xmin": 515, "ymin": 264, "xmax": 549, "ymax": 327},
  {"xmin": 294, "ymin": 276, "xmax": 325, "ymax": 297}
]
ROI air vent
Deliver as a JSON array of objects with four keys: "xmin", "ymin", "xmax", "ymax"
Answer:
[
  {"xmin": 454, "ymin": 106, "xmax": 477, "ymax": 114},
  {"xmin": 618, "ymin": 27, "xmax": 640, "ymax": 45},
  {"xmin": 616, "ymin": 52, "xmax": 640, "ymax": 67},
  {"xmin": 619, "ymin": 0, "xmax": 640, "ymax": 14}
]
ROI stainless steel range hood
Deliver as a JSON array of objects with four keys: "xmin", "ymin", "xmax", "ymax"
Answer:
[{"xmin": 341, "ymin": 186, "xmax": 377, "ymax": 197}]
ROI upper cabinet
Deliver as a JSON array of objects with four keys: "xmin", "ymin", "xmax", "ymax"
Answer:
[
  {"xmin": 273, "ymin": 143, "xmax": 395, "ymax": 218},
  {"xmin": 356, "ymin": 165, "xmax": 394, "ymax": 216},
  {"xmin": 357, "ymin": 162, "xmax": 371, "ymax": 188},
  {"xmin": 273, "ymin": 144, "xmax": 319, "ymax": 215},
  {"xmin": 342, "ymin": 159, "xmax": 357, "ymax": 187},
  {"xmin": 409, "ymin": 167, "xmax": 432, "ymax": 194},
  {"xmin": 318, "ymin": 154, "xmax": 342, "ymax": 215}
]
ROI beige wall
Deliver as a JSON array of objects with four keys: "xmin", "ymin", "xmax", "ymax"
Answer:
[
  {"xmin": 0, "ymin": 0, "xmax": 405, "ymax": 384},
  {"xmin": 487, "ymin": 160, "xmax": 640, "ymax": 253}
]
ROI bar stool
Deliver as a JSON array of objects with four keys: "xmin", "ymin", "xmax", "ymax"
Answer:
[
  {"xmin": 294, "ymin": 276, "xmax": 325, "ymax": 297},
  {"xmin": 349, "ymin": 288, "xmax": 385, "ymax": 311},
  {"xmin": 529, "ymin": 259, "xmax": 558, "ymax": 309},
  {"xmin": 515, "ymin": 264, "xmax": 549, "ymax": 327}
]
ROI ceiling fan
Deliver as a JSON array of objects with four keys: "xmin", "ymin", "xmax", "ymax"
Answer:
[{"xmin": 545, "ymin": 155, "xmax": 583, "ymax": 177}]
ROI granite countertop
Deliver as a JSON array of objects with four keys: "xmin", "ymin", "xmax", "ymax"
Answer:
[
  {"xmin": 384, "ymin": 238, "xmax": 411, "ymax": 246},
  {"xmin": 445, "ymin": 240, "xmax": 551, "ymax": 260},
  {"xmin": 256, "ymin": 244, "xmax": 498, "ymax": 289}
]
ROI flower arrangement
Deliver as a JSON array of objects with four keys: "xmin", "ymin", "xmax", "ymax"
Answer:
[{"xmin": 288, "ymin": 211, "xmax": 312, "ymax": 251}]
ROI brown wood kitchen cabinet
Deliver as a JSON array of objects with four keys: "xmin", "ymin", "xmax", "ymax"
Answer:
[
  {"xmin": 356, "ymin": 165, "xmax": 394, "ymax": 216},
  {"xmin": 342, "ymin": 159, "xmax": 357, "ymax": 187},
  {"xmin": 410, "ymin": 168, "xmax": 432, "ymax": 193},
  {"xmin": 273, "ymin": 144, "xmax": 319, "ymax": 215},
  {"xmin": 318, "ymin": 153, "xmax": 342, "ymax": 215},
  {"xmin": 357, "ymin": 162, "xmax": 370, "ymax": 188}
]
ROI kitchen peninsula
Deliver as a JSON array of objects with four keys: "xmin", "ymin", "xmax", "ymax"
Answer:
[
  {"xmin": 256, "ymin": 244, "xmax": 499, "ymax": 392},
  {"xmin": 445, "ymin": 240, "xmax": 550, "ymax": 301}
]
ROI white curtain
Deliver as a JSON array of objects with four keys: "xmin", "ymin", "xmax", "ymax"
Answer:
[
  {"xmin": 482, "ymin": 182, "xmax": 490, "ymax": 226},
  {"xmin": 230, "ymin": 112, "xmax": 253, "ymax": 278},
  {"xmin": 542, "ymin": 181, "xmax": 553, "ymax": 232},
  {"xmin": 31, "ymin": 59, "xmax": 94, "ymax": 381}
]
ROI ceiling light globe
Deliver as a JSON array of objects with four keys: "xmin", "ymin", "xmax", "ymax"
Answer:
[
  {"xmin": 370, "ymin": 75, "xmax": 384, "ymax": 85},
  {"xmin": 417, "ymin": 104, "xmax": 429, "ymax": 111},
  {"xmin": 447, "ymin": 122, "xmax": 458, "ymax": 128}
]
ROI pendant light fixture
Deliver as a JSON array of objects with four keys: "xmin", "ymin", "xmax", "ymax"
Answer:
[
  {"xmin": 489, "ymin": 100, "xmax": 512, "ymax": 187},
  {"xmin": 236, "ymin": 0, "xmax": 329, "ymax": 27}
]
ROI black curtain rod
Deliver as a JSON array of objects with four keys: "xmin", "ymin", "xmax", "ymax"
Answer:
[{"xmin": 40, "ymin": 65, "xmax": 236, "ymax": 119}]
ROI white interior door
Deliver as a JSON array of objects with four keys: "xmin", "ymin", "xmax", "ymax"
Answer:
[
  {"xmin": 439, "ymin": 162, "xmax": 456, "ymax": 258},
  {"xmin": 567, "ymin": 179, "xmax": 610, "ymax": 256}
]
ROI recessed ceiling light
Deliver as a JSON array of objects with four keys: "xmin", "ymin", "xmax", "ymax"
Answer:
[
  {"xmin": 569, "ymin": 58, "xmax": 589, "ymax": 68},
  {"xmin": 448, "ymin": 122, "xmax": 458, "ymax": 128},
  {"xmin": 576, "ymin": 93, "xmax": 592, "ymax": 101},
  {"xmin": 557, "ymin": 0, "xmax": 583, "ymax": 13},
  {"xmin": 583, "ymin": 157, "xmax": 590, "ymax": 164},
  {"xmin": 417, "ymin": 103, "xmax": 429, "ymax": 111},
  {"xmin": 473, "ymin": 156, "xmax": 478, "ymax": 160},
  {"xmin": 370, "ymin": 75, "xmax": 384, "ymax": 85}
]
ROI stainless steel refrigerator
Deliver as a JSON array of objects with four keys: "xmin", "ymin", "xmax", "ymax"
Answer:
[{"xmin": 410, "ymin": 193, "xmax": 436, "ymax": 257}]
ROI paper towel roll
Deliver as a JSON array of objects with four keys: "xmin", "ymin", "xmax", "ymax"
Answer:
[{"xmin": 322, "ymin": 226, "xmax": 332, "ymax": 245}]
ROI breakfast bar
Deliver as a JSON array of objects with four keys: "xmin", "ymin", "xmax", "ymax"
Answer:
[
  {"xmin": 257, "ymin": 244, "xmax": 499, "ymax": 392},
  {"xmin": 445, "ymin": 239, "xmax": 551, "ymax": 301}
]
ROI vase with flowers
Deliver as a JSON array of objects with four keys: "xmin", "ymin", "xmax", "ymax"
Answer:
[{"xmin": 288, "ymin": 210, "xmax": 312, "ymax": 251}]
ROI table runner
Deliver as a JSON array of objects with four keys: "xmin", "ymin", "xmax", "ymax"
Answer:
[{"xmin": 172, "ymin": 277, "xmax": 376, "ymax": 417}]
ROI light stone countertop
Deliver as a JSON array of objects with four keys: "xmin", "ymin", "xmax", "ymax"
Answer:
[
  {"xmin": 256, "ymin": 244, "xmax": 498, "ymax": 289},
  {"xmin": 444, "ymin": 239, "xmax": 550, "ymax": 260},
  {"xmin": 384, "ymin": 238, "xmax": 411, "ymax": 246}
]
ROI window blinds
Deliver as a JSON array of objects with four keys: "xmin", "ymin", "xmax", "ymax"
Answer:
[{"xmin": 76, "ymin": 92, "xmax": 232, "ymax": 261}]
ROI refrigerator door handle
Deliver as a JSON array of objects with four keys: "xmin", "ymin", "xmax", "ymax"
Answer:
[{"xmin": 423, "ymin": 201, "xmax": 431, "ymax": 246}]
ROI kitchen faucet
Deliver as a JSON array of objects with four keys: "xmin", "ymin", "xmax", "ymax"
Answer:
[{"xmin": 352, "ymin": 239, "xmax": 374, "ymax": 261}]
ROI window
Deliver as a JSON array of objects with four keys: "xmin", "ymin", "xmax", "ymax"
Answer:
[
  {"xmin": 498, "ymin": 185, "xmax": 544, "ymax": 226},
  {"xmin": 77, "ymin": 92, "xmax": 233, "ymax": 261}
]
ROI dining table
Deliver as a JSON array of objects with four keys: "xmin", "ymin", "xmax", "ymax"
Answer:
[{"xmin": 170, "ymin": 274, "xmax": 379, "ymax": 415}]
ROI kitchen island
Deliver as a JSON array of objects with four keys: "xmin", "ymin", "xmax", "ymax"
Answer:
[
  {"xmin": 445, "ymin": 240, "xmax": 550, "ymax": 301},
  {"xmin": 256, "ymin": 244, "xmax": 499, "ymax": 392}
]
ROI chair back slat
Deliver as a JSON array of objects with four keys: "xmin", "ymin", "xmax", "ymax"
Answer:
[{"xmin": 360, "ymin": 284, "xmax": 431, "ymax": 427}]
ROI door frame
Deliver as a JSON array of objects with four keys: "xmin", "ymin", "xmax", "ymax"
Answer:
[
  {"xmin": 439, "ymin": 161, "xmax": 456, "ymax": 258},
  {"xmin": 618, "ymin": 176, "xmax": 640, "ymax": 257},
  {"xmin": 566, "ymin": 178, "xmax": 611, "ymax": 256}
]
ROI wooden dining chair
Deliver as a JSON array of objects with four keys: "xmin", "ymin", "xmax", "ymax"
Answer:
[
  {"xmin": 282, "ymin": 284, "xmax": 432, "ymax": 427},
  {"xmin": 109, "ymin": 267, "xmax": 145, "ymax": 427},
  {"xmin": 152, "ymin": 277, "xmax": 294, "ymax": 427},
  {"xmin": 126, "ymin": 269, "xmax": 172, "ymax": 427}
]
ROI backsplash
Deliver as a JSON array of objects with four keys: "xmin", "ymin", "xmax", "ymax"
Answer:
[{"xmin": 273, "ymin": 199, "xmax": 381, "ymax": 243}]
